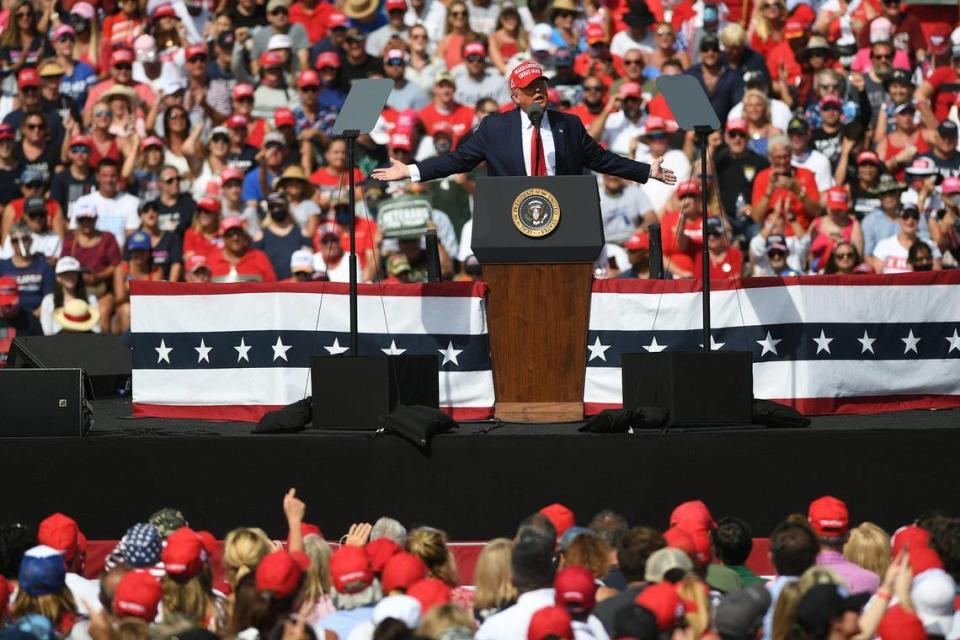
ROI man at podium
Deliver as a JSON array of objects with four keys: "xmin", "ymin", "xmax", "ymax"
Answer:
[{"xmin": 372, "ymin": 61, "xmax": 677, "ymax": 186}]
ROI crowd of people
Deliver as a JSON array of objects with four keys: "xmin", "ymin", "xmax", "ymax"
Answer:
[
  {"xmin": 0, "ymin": 0, "xmax": 956, "ymax": 337},
  {"xmin": 1, "ymin": 494, "xmax": 959, "ymax": 639}
]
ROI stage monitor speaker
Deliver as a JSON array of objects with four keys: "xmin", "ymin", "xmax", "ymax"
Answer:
[
  {"xmin": 310, "ymin": 355, "xmax": 440, "ymax": 430},
  {"xmin": 7, "ymin": 334, "xmax": 131, "ymax": 398},
  {"xmin": 622, "ymin": 351, "xmax": 753, "ymax": 426},
  {"xmin": 0, "ymin": 369, "xmax": 93, "ymax": 437}
]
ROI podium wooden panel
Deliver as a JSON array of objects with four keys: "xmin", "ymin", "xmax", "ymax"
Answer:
[{"xmin": 483, "ymin": 263, "xmax": 593, "ymax": 422}]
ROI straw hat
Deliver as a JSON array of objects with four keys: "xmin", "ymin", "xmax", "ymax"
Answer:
[
  {"xmin": 54, "ymin": 299, "xmax": 100, "ymax": 333},
  {"xmin": 275, "ymin": 165, "xmax": 315, "ymax": 196},
  {"xmin": 343, "ymin": 0, "xmax": 378, "ymax": 20},
  {"xmin": 549, "ymin": 0, "xmax": 583, "ymax": 18}
]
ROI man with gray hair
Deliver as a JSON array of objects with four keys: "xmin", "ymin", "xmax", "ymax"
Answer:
[
  {"xmin": 370, "ymin": 517, "xmax": 407, "ymax": 547},
  {"xmin": 750, "ymin": 134, "xmax": 821, "ymax": 229}
]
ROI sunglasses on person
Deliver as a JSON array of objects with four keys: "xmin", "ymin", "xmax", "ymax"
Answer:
[
  {"xmin": 763, "ymin": 2, "xmax": 783, "ymax": 8},
  {"xmin": 16, "ymin": 10, "xmax": 32, "ymax": 18},
  {"xmin": 114, "ymin": 63, "xmax": 133, "ymax": 70},
  {"xmin": 896, "ymin": 107, "xmax": 915, "ymax": 115},
  {"xmin": 70, "ymin": 145, "xmax": 91, "ymax": 154},
  {"xmin": 21, "ymin": 86, "xmax": 38, "ymax": 93},
  {"xmin": 623, "ymin": 58, "xmax": 643, "ymax": 66},
  {"xmin": 768, "ymin": 249, "xmax": 787, "ymax": 257},
  {"xmin": 24, "ymin": 181, "xmax": 43, "ymax": 189},
  {"xmin": 700, "ymin": 44, "xmax": 720, "ymax": 52},
  {"xmin": 163, "ymin": 176, "xmax": 180, "ymax": 184},
  {"xmin": 270, "ymin": 7, "xmax": 288, "ymax": 15},
  {"xmin": 871, "ymin": 52, "xmax": 892, "ymax": 61},
  {"xmin": 646, "ymin": 132, "xmax": 667, "ymax": 141},
  {"xmin": 265, "ymin": 142, "xmax": 285, "ymax": 150},
  {"xmin": 58, "ymin": 34, "xmax": 75, "ymax": 43},
  {"xmin": 211, "ymin": 134, "xmax": 229, "ymax": 144},
  {"xmin": 554, "ymin": 10, "xmax": 575, "ymax": 18},
  {"xmin": 819, "ymin": 83, "xmax": 839, "ymax": 91},
  {"xmin": 465, "ymin": 54, "xmax": 484, "ymax": 63},
  {"xmin": 235, "ymin": 96, "xmax": 255, "ymax": 103},
  {"xmin": 188, "ymin": 54, "xmax": 207, "ymax": 63},
  {"xmin": 450, "ymin": 10, "xmax": 467, "ymax": 16},
  {"xmin": 24, "ymin": 122, "xmax": 45, "ymax": 131},
  {"xmin": 901, "ymin": 209, "xmax": 920, "ymax": 220},
  {"xmin": 583, "ymin": 85, "xmax": 604, "ymax": 92},
  {"xmin": 727, "ymin": 130, "xmax": 748, "ymax": 139},
  {"xmin": 655, "ymin": 29, "xmax": 673, "ymax": 36},
  {"xmin": 224, "ymin": 180, "xmax": 242, "ymax": 188},
  {"xmin": 821, "ymin": 103, "xmax": 841, "ymax": 112},
  {"xmin": 834, "ymin": 251, "xmax": 855, "ymax": 259}
]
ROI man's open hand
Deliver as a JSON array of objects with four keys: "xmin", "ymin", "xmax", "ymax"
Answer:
[
  {"xmin": 371, "ymin": 157, "xmax": 411, "ymax": 181},
  {"xmin": 650, "ymin": 156, "xmax": 677, "ymax": 185}
]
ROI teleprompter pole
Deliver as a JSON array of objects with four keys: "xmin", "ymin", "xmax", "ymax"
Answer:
[
  {"xmin": 343, "ymin": 130, "xmax": 360, "ymax": 355},
  {"xmin": 696, "ymin": 127, "xmax": 711, "ymax": 352}
]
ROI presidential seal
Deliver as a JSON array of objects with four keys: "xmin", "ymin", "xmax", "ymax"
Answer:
[{"xmin": 511, "ymin": 188, "xmax": 561, "ymax": 238}]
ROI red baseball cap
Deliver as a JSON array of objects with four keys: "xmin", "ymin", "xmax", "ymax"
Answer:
[
  {"xmin": 232, "ymin": 83, "xmax": 255, "ymax": 99},
  {"xmin": 328, "ymin": 11, "xmax": 349, "ymax": 28},
  {"xmin": 186, "ymin": 43, "xmax": 207, "ymax": 59},
  {"xmin": 301, "ymin": 523, "xmax": 323, "ymax": 538},
  {"xmin": 820, "ymin": 95, "xmax": 842, "ymax": 109},
  {"xmin": 384, "ymin": 48, "xmax": 408, "ymax": 63},
  {"xmin": 927, "ymin": 24, "xmax": 951, "ymax": 56},
  {"xmin": 856, "ymin": 150, "xmax": 881, "ymax": 166},
  {"xmin": 197, "ymin": 196, "xmax": 221, "ymax": 213},
  {"xmin": 909, "ymin": 546, "xmax": 944, "ymax": 576},
  {"xmin": 329, "ymin": 546, "xmax": 373, "ymax": 594},
  {"xmin": 141, "ymin": 135, "xmax": 164, "ymax": 150},
  {"xmin": 113, "ymin": 570, "xmax": 162, "ymax": 621},
  {"xmin": 226, "ymin": 113, "xmax": 250, "ymax": 129},
  {"xmin": 0, "ymin": 124, "xmax": 14, "ymax": 141},
  {"xmin": 826, "ymin": 187, "xmax": 849, "ymax": 211},
  {"xmin": 0, "ymin": 277, "xmax": 19, "ymax": 307},
  {"xmin": 676, "ymin": 179, "xmax": 701, "ymax": 198},
  {"xmin": 539, "ymin": 503, "xmax": 575, "ymax": 538},
  {"xmin": 162, "ymin": 527, "xmax": 205, "ymax": 578},
  {"xmin": 111, "ymin": 48, "xmax": 135, "ymax": 65},
  {"xmin": 726, "ymin": 117, "xmax": 748, "ymax": 134},
  {"xmin": 298, "ymin": 69, "xmax": 320, "ymax": 88},
  {"xmin": 891, "ymin": 524, "xmax": 931, "ymax": 557},
  {"xmin": 221, "ymin": 216, "xmax": 247, "ymax": 233},
  {"xmin": 663, "ymin": 526, "xmax": 697, "ymax": 560},
  {"xmin": 625, "ymin": 231, "xmax": 650, "ymax": 251},
  {"xmin": 635, "ymin": 582, "xmax": 684, "ymax": 631},
  {"xmin": 643, "ymin": 116, "xmax": 667, "ymax": 134},
  {"xmin": 385, "ymin": 0, "xmax": 406, "ymax": 10},
  {"xmin": 528, "ymin": 606, "xmax": 573, "ymax": 640},
  {"xmin": 187, "ymin": 255, "xmax": 208, "ymax": 273},
  {"xmin": 509, "ymin": 60, "xmax": 544, "ymax": 90},
  {"xmin": 942, "ymin": 177, "xmax": 960, "ymax": 194},
  {"xmin": 396, "ymin": 109, "xmax": 419, "ymax": 132},
  {"xmin": 260, "ymin": 50, "xmax": 286, "ymax": 68},
  {"xmin": 275, "ymin": 108, "xmax": 296, "ymax": 128},
  {"xmin": 316, "ymin": 51, "xmax": 341, "ymax": 69},
  {"xmin": 554, "ymin": 566, "xmax": 596, "ymax": 616},
  {"xmin": 151, "ymin": 3, "xmax": 177, "ymax": 19},
  {"xmin": 381, "ymin": 552, "xmax": 428, "ymax": 593},
  {"xmin": 389, "ymin": 132, "xmax": 414, "ymax": 151},
  {"xmin": 585, "ymin": 23, "xmax": 607, "ymax": 44},
  {"xmin": 365, "ymin": 538, "xmax": 402, "ymax": 575},
  {"xmin": 221, "ymin": 167, "xmax": 245, "ymax": 183},
  {"xmin": 406, "ymin": 577, "xmax": 451, "ymax": 614},
  {"xmin": 877, "ymin": 604, "xmax": 926, "ymax": 640},
  {"xmin": 618, "ymin": 81, "xmax": 642, "ymax": 99},
  {"xmin": 808, "ymin": 496, "xmax": 849, "ymax": 538},
  {"xmin": 17, "ymin": 68, "xmax": 40, "ymax": 89},
  {"xmin": 38, "ymin": 513, "xmax": 80, "ymax": 562},
  {"xmin": 464, "ymin": 41, "xmax": 486, "ymax": 57},
  {"xmin": 255, "ymin": 550, "xmax": 310, "ymax": 598},
  {"xmin": 784, "ymin": 19, "xmax": 806, "ymax": 39},
  {"xmin": 670, "ymin": 501, "xmax": 715, "ymax": 531},
  {"xmin": 69, "ymin": 134, "xmax": 93, "ymax": 149}
]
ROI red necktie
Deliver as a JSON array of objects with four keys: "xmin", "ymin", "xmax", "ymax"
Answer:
[{"xmin": 530, "ymin": 125, "xmax": 547, "ymax": 176}]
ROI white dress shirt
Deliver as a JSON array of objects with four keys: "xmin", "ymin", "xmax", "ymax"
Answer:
[{"xmin": 408, "ymin": 108, "xmax": 557, "ymax": 182}]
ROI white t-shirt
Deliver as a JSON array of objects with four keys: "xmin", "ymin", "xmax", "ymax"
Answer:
[
  {"xmin": 601, "ymin": 111, "xmax": 645, "ymax": 157},
  {"xmin": 66, "ymin": 572, "xmax": 102, "ymax": 615},
  {"xmin": 610, "ymin": 29, "xmax": 654, "ymax": 58},
  {"xmin": 872, "ymin": 235, "xmax": 940, "ymax": 274},
  {"xmin": 70, "ymin": 191, "xmax": 141, "ymax": 245},
  {"xmin": 792, "ymin": 149, "xmax": 834, "ymax": 192},
  {"xmin": 458, "ymin": 218, "xmax": 473, "ymax": 262},
  {"xmin": 598, "ymin": 182, "xmax": 653, "ymax": 243},
  {"xmin": 0, "ymin": 232, "xmax": 61, "ymax": 260},
  {"xmin": 728, "ymin": 99, "xmax": 793, "ymax": 132},
  {"xmin": 749, "ymin": 233, "xmax": 810, "ymax": 275},
  {"xmin": 476, "ymin": 589, "xmax": 556, "ymax": 640},
  {"xmin": 635, "ymin": 149, "xmax": 691, "ymax": 213},
  {"xmin": 313, "ymin": 251, "xmax": 353, "ymax": 282},
  {"xmin": 40, "ymin": 292, "xmax": 101, "ymax": 335}
]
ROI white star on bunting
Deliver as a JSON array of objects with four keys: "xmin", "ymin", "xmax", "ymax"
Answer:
[
  {"xmin": 325, "ymin": 338, "xmax": 349, "ymax": 355},
  {"xmin": 587, "ymin": 336, "xmax": 611, "ymax": 361},
  {"xmin": 946, "ymin": 329, "xmax": 960, "ymax": 354},
  {"xmin": 698, "ymin": 335, "xmax": 726, "ymax": 350},
  {"xmin": 901, "ymin": 329, "xmax": 921, "ymax": 354},
  {"xmin": 438, "ymin": 341, "xmax": 464, "ymax": 366},
  {"xmin": 858, "ymin": 330, "xmax": 876, "ymax": 354},
  {"xmin": 643, "ymin": 336, "xmax": 667, "ymax": 353},
  {"xmin": 381, "ymin": 340, "xmax": 406, "ymax": 356},
  {"xmin": 195, "ymin": 338, "xmax": 212, "ymax": 363},
  {"xmin": 272, "ymin": 336, "xmax": 292, "ymax": 361},
  {"xmin": 756, "ymin": 331, "xmax": 782, "ymax": 356},
  {"xmin": 812, "ymin": 330, "xmax": 833, "ymax": 355},
  {"xmin": 234, "ymin": 337, "xmax": 251, "ymax": 362},
  {"xmin": 155, "ymin": 339, "xmax": 173, "ymax": 364}
]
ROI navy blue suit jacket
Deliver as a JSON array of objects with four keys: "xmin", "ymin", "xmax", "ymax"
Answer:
[{"xmin": 415, "ymin": 108, "xmax": 652, "ymax": 183}]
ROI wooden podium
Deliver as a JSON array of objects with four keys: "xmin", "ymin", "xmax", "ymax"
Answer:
[{"xmin": 473, "ymin": 176, "xmax": 604, "ymax": 423}]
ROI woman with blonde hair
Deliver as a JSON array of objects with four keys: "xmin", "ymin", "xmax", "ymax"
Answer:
[
  {"xmin": 435, "ymin": 1, "xmax": 477, "ymax": 71},
  {"xmin": 161, "ymin": 528, "xmax": 225, "ymax": 631},
  {"xmin": 299, "ymin": 532, "xmax": 335, "ymax": 625},
  {"xmin": 407, "ymin": 527, "xmax": 472, "ymax": 609},
  {"xmin": 11, "ymin": 547, "xmax": 78, "ymax": 635},
  {"xmin": 487, "ymin": 4, "xmax": 528, "ymax": 74},
  {"xmin": 676, "ymin": 576, "xmax": 711, "ymax": 638},
  {"xmin": 771, "ymin": 580, "xmax": 802, "ymax": 640},
  {"xmin": 223, "ymin": 527, "xmax": 273, "ymax": 591},
  {"xmin": 472, "ymin": 538, "xmax": 517, "ymax": 625},
  {"xmin": 742, "ymin": 89, "xmax": 782, "ymax": 157},
  {"xmin": 747, "ymin": 0, "xmax": 786, "ymax": 58},
  {"xmin": 797, "ymin": 565, "xmax": 843, "ymax": 594},
  {"xmin": 416, "ymin": 603, "xmax": 473, "ymax": 639},
  {"xmin": 844, "ymin": 523, "xmax": 891, "ymax": 579}
]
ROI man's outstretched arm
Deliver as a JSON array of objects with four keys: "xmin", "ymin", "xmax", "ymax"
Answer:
[
  {"xmin": 578, "ymin": 122, "xmax": 677, "ymax": 185},
  {"xmin": 372, "ymin": 120, "xmax": 489, "ymax": 183}
]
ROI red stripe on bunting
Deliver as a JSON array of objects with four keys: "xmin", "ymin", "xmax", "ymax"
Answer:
[
  {"xmin": 133, "ymin": 403, "xmax": 494, "ymax": 423},
  {"xmin": 131, "ymin": 280, "xmax": 488, "ymax": 299}
]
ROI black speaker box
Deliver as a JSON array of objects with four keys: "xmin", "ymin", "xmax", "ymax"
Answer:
[
  {"xmin": 621, "ymin": 351, "xmax": 753, "ymax": 426},
  {"xmin": 7, "ymin": 334, "xmax": 131, "ymax": 398},
  {"xmin": 310, "ymin": 355, "xmax": 440, "ymax": 430},
  {"xmin": 0, "ymin": 369, "xmax": 93, "ymax": 437}
]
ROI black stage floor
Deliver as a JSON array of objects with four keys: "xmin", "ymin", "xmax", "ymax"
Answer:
[{"xmin": 6, "ymin": 399, "xmax": 959, "ymax": 540}]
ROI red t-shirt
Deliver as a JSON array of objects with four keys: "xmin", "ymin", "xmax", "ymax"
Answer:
[
  {"xmin": 311, "ymin": 218, "xmax": 378, "ymax": 269},
  {"xmin": 207, "ymin": 248, "xmax": 277, "ymax": 282},
  {"xmin": 927, "ymin": 65, "xmax": 960, "ymax": 122},
  {"xmin": 63, "ymin": 231, "xmax": 122, "ymax": 274},
  {"xmin": 89, "ymin": 138, "xmax": 122, "ymax": 170},
  {"xmin": 751, "ymin": 166, "xmax": 819, "ymax": 235},
  {"xmin": 289, "ymin": 0, "xmax": 335, "ymax": 43},
  {"xmin": 309, "ymin": 166, "xmax": 365, "ymax": 190},
  {"xmin": 248, "ymin": 118, "xmax": 268, "ymax": 150},
  {"xmin": 573, "ymin": 53, "xmax": 620, "ymax": 89},
  {"xmin": 646, "ymin": 94, "xmax": 677, "ymax": 129},
  {"xmin": 565, "ymin": 103, "xmax": 602, "ymax": 128},
  {"xmin": 694, "ymin": 246, "xmax": 744, "ymax": 280},
  {"xmin": 418, "ymin": 103, "xmax": 476, "ymax": 148},
  {"xmin": 660, "ymin": 209, "xmax": 704, "ymax": 274},
  {"xmin": 10, "ymin": 197, "xmax": 60, "ymax": 228},
  {"xmin": 750, "ymin": 32, "xmax": 783, "ymax": 60},
  {"xmin": 182, "ymin": 228, "xmax": 222, "ymax": 259},
  {"xmin": 766, "ymin": 41, "xmax": 802, "ymax": 87}
]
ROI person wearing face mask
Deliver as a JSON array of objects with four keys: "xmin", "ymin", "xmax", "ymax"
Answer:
[
  {"xmin": 253, "ymin": 191, "xmax": 309, "ymax": 280},
  {"xmin": 0, "ymin": 197, "xmax": 62, "ymax": 264},
  {"xmin": 907, "ymin": 241, "xmax": 935, "ymax": 272}
]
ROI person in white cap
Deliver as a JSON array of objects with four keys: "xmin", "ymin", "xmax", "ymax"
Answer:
[
  {"xmin": 131, "ymin": 34, "xmax": 183, "ymax": 97},
  {"xmin": 39, "ymin": 256, "xmax": 100, "ymax": 335},
  {"xmin": 250, "ymin": 0, "xmax": 310, "ymax": 72},
  {"xmin": 288, "ymin": 248, "xmax": 314, "ymax": 281}
]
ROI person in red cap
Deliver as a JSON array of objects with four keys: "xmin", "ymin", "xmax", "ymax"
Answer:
[
  {"xmin": 252, "ymin": 50, "xmax": 296, "ymax": 120},
  {"xmin": 539, "ymin": 504, "xmax": 575, "ymax": 539},
  {"xmin": 808, "ymin": 187, "xmax": 863, "ymax": 272},
  {"xmin": 0, "ymin": 276, "xmax": 41, "ymax": 335},
  {"xmin": 365, "ymin": 0, "xmax": 410, "ymax": 57},
  {"xmin": 659, "ymin": 178, "xmax": 710, "ymax": 278},
  {"xmin": 316, "ymin": 545, "xmax": 379, "ymax": 639},
  {"xmin": 292, "ymin": 69, "xmax": 341, "ymax": 165},
  {"xmin": 37, "ymin": 513, "xmax": 101, "ymax": 613},
  {"xmin": 746, "ymin": 0, "xmax": 787, "ymax": 59},
  {"xmin": 83, "ymin": 48, "xmax": 155, "ymax": 119},
  {"xmin": 618, "ymin": 230, "xmax": 652, "ymax": 278},
  {"xmin": 373, "ymin": 61, "xmax": 675, "ymax": 185},
  {"xmin": 382, "ymin": 47, "xmax": 429, "ymax": 112},
  {"xmin": 182, "ymin": 42, "xmax": 231, "ymax": 128},
  {"xmin": 207, "ymin": 217, "xmax": 277, "ymax": 282},
  {"xmin": 527, "ymin": 605, "xmax": 573, "ymax": 640},
  {"xmin": 381, "ymin": 552, "xmax": 428, "ymax": 595},
  {"xmin": 452, "ymin": 40, "xmax": 510, "ymax": 108},
  {"xmin": 113, "ymin": 570, "xmax": 163, "ymax": 622},
  {"xmin": 248, "ymin": 0, "xmax": 310, "ymax": 74},
  {"xmin": 808, "ymin": 496, "xmax": 880, "ymax": 595},
  {"xmin": 553, "ymin": 566, "xmax": 607, "ymax": 636},
  {"xmin": 161, "ymin": 527, "xmax": 222, "ymax": 628},
  {"xmin": 183, "ymin": 195, "xmax": 224, "ymax": 261},
  {"xmin": 713, "ymin": 117, "xmax": 769, "ymax": 235},
  {"xmin": 406, "ymin": 576, "xmax": 451, "ymax": 615}
]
